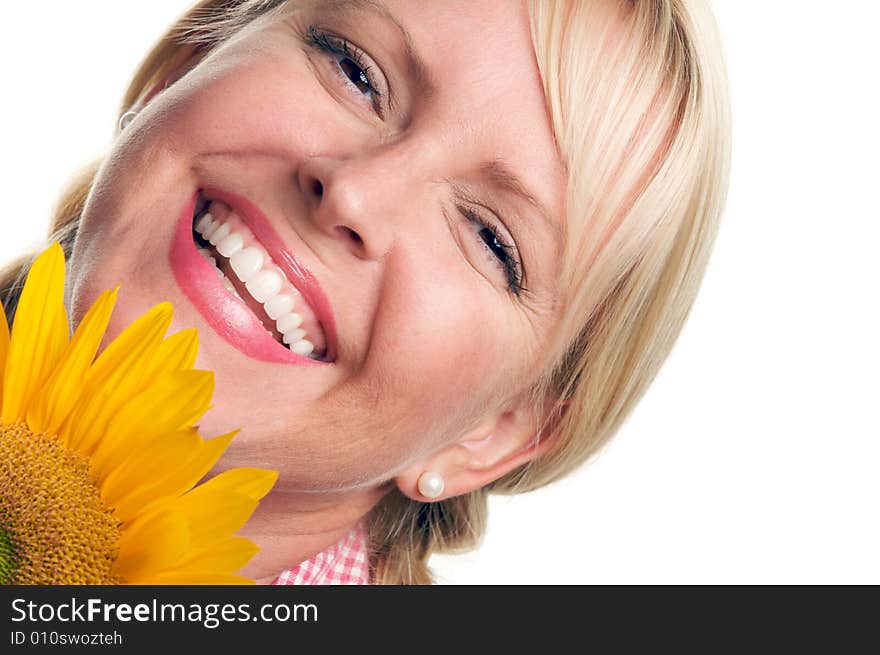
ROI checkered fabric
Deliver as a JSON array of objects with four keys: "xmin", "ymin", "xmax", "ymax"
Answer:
[{"xmin": 271, "ymin": 520, "xmax": 371, "ymax": 585}]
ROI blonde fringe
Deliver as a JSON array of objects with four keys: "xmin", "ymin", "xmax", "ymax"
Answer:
[{"xmin": 0, "ymin": 0, "xmax": 731, "ymax": 584}]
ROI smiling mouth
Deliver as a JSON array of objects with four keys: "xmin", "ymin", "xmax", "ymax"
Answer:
[{"xmin": 190, "ymin": 192, "xmax": 331, "ymax": 362}]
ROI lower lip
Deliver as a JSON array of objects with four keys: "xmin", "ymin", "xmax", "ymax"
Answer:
[{"xmin": 169, "ymin": 192, "xmax": 325, "ymax": 366}]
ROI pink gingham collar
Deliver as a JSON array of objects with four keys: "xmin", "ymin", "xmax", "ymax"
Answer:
[{"xmin": 271, "ymin": 520, "xmax": 371, "ymax": 585}]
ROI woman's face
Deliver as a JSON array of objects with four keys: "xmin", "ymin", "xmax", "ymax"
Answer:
[{"xmin": 69, "ymin": 0, "xmax": 566, "ymax": 491}]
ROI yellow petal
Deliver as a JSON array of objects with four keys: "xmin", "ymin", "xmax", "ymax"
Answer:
[
  {"xmin": 0, "ymin": 299, "xmax": 9, "ymax": 399},
  {"xmin": 83, "ymin": 301, "xmax": 173, "ymax": 389},
  {"xmin": 143, "ymin": 328, "xmax": 199, "ymax": 379},
  {"xmin": 1, "ymin": 243, "xmax": 69, "ymax": 423},
  {"xmin": 100, "ymin": 428, "xmax": 202, "ymax": 511},
  {"xmin": 141, "ymin": 468, "xmax": 275, "ymax": 553},
  {"xmin": 170, "ymin": 468, "xmax": 277, "ymax": 549},
  {"xmin": 89, "ymin": 369, "xmax": 214, "ymax": 477},
  {"xmin": 175, "ymin": 491, "xmax": 262, "ymax": 551},
  {"xmin": 188, "ymin": 467, "xmax": 279, "ymax": 502},
  {"xmin": 114, "ymin": 509, "xmax": 190, "ymax": 582},
  {"xmin": 136, "ymin": 572, "xmax": 255, "ymax": 585},
  {"xmin": 107, "ymin": 430, "xmax": 237, "ymax": 523},
  {"xmin": 171, "ymin": 537, "xmax": 259, "ymax": 576},
  {"xmin": 26, "ymin": 287, "xmax": 118, "ymax": 435},
  {"xmin": 60, "ymin": 302, "xmax": 172, "ymax": 452}
]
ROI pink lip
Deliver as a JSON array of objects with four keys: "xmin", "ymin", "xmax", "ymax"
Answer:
[{"xmin": 169, "ymin": 191, "xmax": 336, "ymax": 366}]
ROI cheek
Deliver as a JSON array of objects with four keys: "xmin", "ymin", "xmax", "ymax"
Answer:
[
  {"xmin": 146, "ymin": 41, "xmax": 355, "ymax": 163},
  {"xmin": 68, "ymin": 44, "xmax": 339, "ymax": 326},
  {"xmin": 363, "ymin": 268, "xmax": 515, "ymax": 448}
]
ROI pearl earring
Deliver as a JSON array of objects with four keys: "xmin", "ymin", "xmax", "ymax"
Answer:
[
  {"xmin": 417, "ymin": 471, "xmax": 445, "ymax": 499},
  {"xmin": 118, "ymin": 110, "xmax": 138, "ymax": 131}
]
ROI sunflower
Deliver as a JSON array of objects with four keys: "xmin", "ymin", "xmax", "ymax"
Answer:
[{"xmin": 0, "ymin": 243, "xmax": 277, "ymax": 584}]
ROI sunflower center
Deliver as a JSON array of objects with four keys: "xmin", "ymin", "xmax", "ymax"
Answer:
[{"xmin": 0, "ymin": 421, "xmax": 121, "ymax": 584}]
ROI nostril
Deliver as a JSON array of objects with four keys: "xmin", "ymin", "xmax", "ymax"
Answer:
[
  {"xmin": 335, "ymin": 225, "xmax": 363, "ymax": 248},
  {"xmin": 312, "ymin": 179, "xmax": 324, "ymax": 197}
]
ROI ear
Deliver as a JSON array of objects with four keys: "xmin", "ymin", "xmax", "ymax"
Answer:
[{"xmin": 395, "ymin": 396, "xmax": 565, "ymax": 502}]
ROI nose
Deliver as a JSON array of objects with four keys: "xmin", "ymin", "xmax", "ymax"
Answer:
[{"xmin": 296, "ymin": 154, "xmax": 398, "ymax": 262}]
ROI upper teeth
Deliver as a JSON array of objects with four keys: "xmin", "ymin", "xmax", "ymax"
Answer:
[{"xmin": 194, "ymin": 210, "xmax": 319, "ymax": 358}]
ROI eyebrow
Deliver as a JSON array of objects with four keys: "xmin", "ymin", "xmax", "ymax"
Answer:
[
  {"xmin": 481, "ymin": 159, "xmax": 562, "ymax": 249},
  {"xmin": 323, "ymin": 0, "xmax": 435, "ymax": 97}
]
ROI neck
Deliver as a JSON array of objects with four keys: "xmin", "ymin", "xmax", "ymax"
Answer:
[{"xmin": 237, "ymin": 482, "xmax": 394, "ymax": 584}]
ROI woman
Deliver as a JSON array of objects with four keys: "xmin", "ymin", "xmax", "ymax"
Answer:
[{"xmin": 0, "ymin": 0, "xmax": 730, "ymax": 584}]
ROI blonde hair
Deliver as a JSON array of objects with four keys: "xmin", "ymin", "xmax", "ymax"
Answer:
[{"xmin": 0, "ymin": 0, "xmax": 731, "ymax": 584}]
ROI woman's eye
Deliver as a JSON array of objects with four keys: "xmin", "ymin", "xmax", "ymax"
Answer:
[
  {"xmin": 338, "ymin": 58, "xmax": 373, "ymax": 95},
  {"xmin": 462, "ymin": 208, "xmax": 525, "ymax": 296},
  {"xmin": 305, "ymin": 27, "xmax": 384, "ymax": 116}
]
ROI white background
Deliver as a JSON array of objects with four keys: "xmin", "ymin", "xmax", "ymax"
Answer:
[{"xmin": 1, "ymin": 2, "xmax": 877, "ymax": 584}]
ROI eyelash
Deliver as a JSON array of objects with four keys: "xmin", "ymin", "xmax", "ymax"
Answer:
[
  {"xmin": 461, "ymin": 207, "xmax": 526, "ymax": 296},
  {"xmin": 305, "ymin": 25, "xmax": 526, "ymax": 297},
  {"xmin": 304, "ymin": 26, "xmax": 383, "ymax": 115}
]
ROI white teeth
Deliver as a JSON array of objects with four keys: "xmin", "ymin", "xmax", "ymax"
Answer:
[
  {"xmin": 197, "ymin": 247, "xmax": 218, "ymax": 267},
  {"xmin": 202, "ymin": 215, "xmax": 220, "ymax": 240},
  {"xmin": 281, "ymin": 328, "xmax": 306, "ymax": 344},
  {"xmin": 276, "ymin": 312, "xmax": 303, "ymax": 333},
  {"xmin": 264, "ymin": 293, "xmax": 296, "ymax": 320},
  {"xmin": 245, "ymin": 269, "xmax": 284, "ymax": 303},
  {"xmin": 208, "ymin": 223, "xmax": 230, "ymax": 246},
  {"xmin": 216, "ymin": 232, "xmax": 244, "ymax": 258},
  {"xmin": 195, "ymin": 212, "xmax": 214, "ymax": 235},
  {"xmin": 194, "ymin": 213, "xmax": 323, "ymax": 356},
  {"xmin": 229, "ymin": 247, "xmax": 265, "ymax": 283},
  {"xmin": 290, "ymin": 339, "xmax": 315, "ymax": 356}
]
